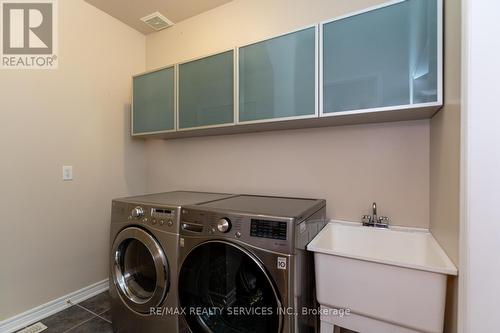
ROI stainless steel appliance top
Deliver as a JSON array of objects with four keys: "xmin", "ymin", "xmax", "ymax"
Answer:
[
  {"xmin": 115, "ymin": 191, "xmax": 235, "ymax": 207},
  {"xmin": 196, "ymin": 195, "xmax": 325, "ymax": 222}
]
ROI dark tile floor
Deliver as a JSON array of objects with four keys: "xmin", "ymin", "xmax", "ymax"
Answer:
[{"xmin": 16, "ymin": 291, "xmax": 112, "ymax": 333}]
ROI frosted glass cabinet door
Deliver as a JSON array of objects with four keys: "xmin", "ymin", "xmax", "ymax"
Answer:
[
  {"xmin": 132, "ymin": 67, "xmax": 175, "ymax": 134},
  {"xmin": 239, "ymin": 27, "xmax": 316, "ymax": 122},
  {"xmin": 322, "ymin": 0, "xmax": 439, "ymax": 114},
  {"xmin": 179, "ymin": 50, "xmax": 234, "ymax": 129}
]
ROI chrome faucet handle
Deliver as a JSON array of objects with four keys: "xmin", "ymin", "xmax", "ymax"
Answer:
[
  {"xmin": 362, "ymin": 215, "xmax": 372, "ymax": 225},
  {"xmin": 376, "ymin": 216, "xmax": 390, "ymax": 228}
]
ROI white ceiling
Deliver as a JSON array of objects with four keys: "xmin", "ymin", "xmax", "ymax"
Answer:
[{"xmin": 84, "ymin": 0, "xmax": 233, "ymax": 34}]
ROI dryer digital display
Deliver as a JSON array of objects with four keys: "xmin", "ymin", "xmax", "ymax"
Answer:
[
  {"xmin": 250, "ymin": 219, "xmax": 287, "ymax": 240},
  {"xmin": 151, "ymin": 208, "xmax": 174, "ymax": 219}
]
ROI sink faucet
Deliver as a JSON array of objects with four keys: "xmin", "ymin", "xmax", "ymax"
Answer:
[
  {"xmin": 362, "ymin": 202, "xmax": 389, "ymax": 228},
  {"xmin": 372, "ymin": 202, "xmax": 377, "ymax": 223}
]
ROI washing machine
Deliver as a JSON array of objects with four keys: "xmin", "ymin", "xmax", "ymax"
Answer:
[
  {"xmin": 109, "ymin": 191, "xmax": 235, "ymax": 333},
  {"xmin": 177, "ymin": 195, "xmax": 327, "ymax": 333}
]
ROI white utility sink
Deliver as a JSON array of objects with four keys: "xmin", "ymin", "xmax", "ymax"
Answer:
[{"xmin": 307, "ymin": 222, "xmax": 457, "ymax": 333}]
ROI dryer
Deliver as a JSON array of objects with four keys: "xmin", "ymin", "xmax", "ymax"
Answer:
[
  {"xmin": 109, "ymin": 191, "xmax": 235, "ymax": 333},
  {"xmin": 178, "ymin": 195, "xmax": 326, "ymax": 333}
]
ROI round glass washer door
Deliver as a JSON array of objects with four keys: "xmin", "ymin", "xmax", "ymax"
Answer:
[
  {"xmin": 112, "ymin": 227, "xmax": 169, "ymax": 313},
  {"xmin": 179, "ymin": 241, "xmax": 282, "ymax": 333}
]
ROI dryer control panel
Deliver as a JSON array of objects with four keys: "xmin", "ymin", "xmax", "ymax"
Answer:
[
  {"xmin": 151, "ymin": 208, "xmax": 175, "ymax": 219},
  {"xmin": 111, "ymin": 201, "xmax": 180, "ymax": 231}
]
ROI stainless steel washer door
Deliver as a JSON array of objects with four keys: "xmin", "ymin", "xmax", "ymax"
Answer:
[
  {"xmin": 112, "ymin": 227, "xmax": 169, "ymax": 314},
  {"xmin": 179, "ymin": 241, "xmax": 282, "ymax": 333}
]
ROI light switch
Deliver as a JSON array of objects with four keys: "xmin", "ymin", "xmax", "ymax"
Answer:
[{"xmin": 62, "ymin": 166, "xmax": 73, "ymax": 181}]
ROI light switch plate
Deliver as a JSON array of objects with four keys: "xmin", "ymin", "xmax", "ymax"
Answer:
[{"xmin": 62, "ymin": 165, "xmax": 73, "ymax": 181}]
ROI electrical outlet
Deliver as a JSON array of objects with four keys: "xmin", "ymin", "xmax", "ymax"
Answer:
[{"xmin": 62, "ymin": 166, "xmax": 73, "ymax": 181}]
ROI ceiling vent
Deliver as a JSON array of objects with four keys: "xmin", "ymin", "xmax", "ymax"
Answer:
[{"xmin": 140, "ymin": 12, "xmax": 174, "ymax": 31}]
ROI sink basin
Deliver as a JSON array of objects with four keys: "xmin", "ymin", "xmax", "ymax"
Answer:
[{"xmin": 307, "ymin": 222, "xmax": 457, "ymax": 333}]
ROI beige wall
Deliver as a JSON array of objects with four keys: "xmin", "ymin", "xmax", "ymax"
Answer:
[
  {"xmin": 145, "ymin": 122, "xmax": 429, "ymax": 227},
  {"xmin": 430, "ymin": 0, "xmax": 462, "ymax": 332},
  {"xmin": 430, "ymin": 0, "xmax": 461, "ymax": 267},
  {"xmin": 0, "ymin": 0, "xmax": 146, "ymax": 320},
  {"xmin": 144, "ymin": 0, "xmax": 431, "ymax": 228}
]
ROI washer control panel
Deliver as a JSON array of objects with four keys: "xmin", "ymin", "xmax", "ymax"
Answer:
[
  {"xmin": 250, "ymin": 219, "xmax": 287, "ymax": 240},
  {"xmin": 180, "ymin": 208, "xmax": 294, "ymax": 254}
]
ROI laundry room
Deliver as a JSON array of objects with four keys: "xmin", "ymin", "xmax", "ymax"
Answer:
[{"xmin": 0, "ymin": 0, "xmax": 498, "ymax": 332}]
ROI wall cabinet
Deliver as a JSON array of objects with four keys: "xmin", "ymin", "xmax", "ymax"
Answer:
[
  {"xmin": 238, "ymin": 26, "xmax": 317, "ymax": 123},
  {"xmin": 321, "ymin": 0, "xmax": 439, "ymax": 116},
  {"xmin": 132, "ymin": 67, "xmax": 175, "ymax": 135},
  {"xmin": 132, "ymin": 0, "xmax": 442, "ymax": 139},
  {"xmin": 178, "ymin": 50, "xmax": 234, "ymax": 130}
]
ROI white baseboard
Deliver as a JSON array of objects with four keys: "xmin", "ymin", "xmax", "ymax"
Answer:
[{"xmin": 0, "ymin": 279, "xmax": 109, "ymax": 333}]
